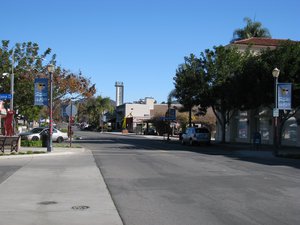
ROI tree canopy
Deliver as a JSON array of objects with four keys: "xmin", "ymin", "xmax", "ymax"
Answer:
[
  {"xmin": 172, "ymin": 41, "xmax": 300, "ymax": 144},
  {"xmin": 173, "ymin": 54, "xmax": 207, "ymax": 126},
  {"xmin": 79, "ymin": 96, "xmax": 114, "ymax": 129},
  {"xmin": 0, "ymin": 40, "xmax": 96, "ymax": 122},
  {"xmin": 199, "ymin": 45, "xmax": 251, "ymax": 142}
]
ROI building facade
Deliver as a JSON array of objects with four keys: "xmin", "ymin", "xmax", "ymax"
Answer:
[
  {"xmin": 115, "ymin": 97, "xmax": 154, "ymax": 133},
  {"xmin": 215, "ymin": 38, "xmax": 300, "ymax": 146}
]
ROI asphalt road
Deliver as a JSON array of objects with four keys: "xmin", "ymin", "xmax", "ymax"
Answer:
[
  {"xmin": 76, "ymin": 131, "xmax": 300, "ymax": 225},
  {"xmin": 0, "ymin": 158, "xmax": 30, "ymax": 185}
]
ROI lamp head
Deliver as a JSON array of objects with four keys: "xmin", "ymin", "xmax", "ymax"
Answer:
[
  {"xmin": 47, "ymin": 64, "xmax": 55, "ymax": 73},
  {"xmin": 272, "ymin": 68, "xmax": 280, "ymax": 78}
]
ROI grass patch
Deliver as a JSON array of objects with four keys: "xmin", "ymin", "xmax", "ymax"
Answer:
[{"xmin": 60, "ymin": 128, "xmax": 68, "ymax": 133}]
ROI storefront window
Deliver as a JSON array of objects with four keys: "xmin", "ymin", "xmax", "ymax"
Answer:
[
  {"xmin": 238, "ymin": 111, "xmax": 248, "ymax": 139},
  {"xmin": 259, "ymin": 119, "xmax": 270, "ymax": 141},
  {"xmin": 282, "ymin": 117, "xmax": 297, "ymax": 142}
]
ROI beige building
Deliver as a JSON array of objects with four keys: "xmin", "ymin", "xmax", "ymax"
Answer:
[{"xmin": 115, "ymin": 97, "xmax": 154, "ymax": 132}]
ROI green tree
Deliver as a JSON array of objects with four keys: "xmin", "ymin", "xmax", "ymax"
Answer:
[
  {"xmin": 256, "ymin": 41, "xmax": 300, "ymax": 146},
  {"xmin": 83, "ymin": 96, "xmax": 114, "ymax": 129},
  {"xmin": 226, "ymin": 41, "xmax": 300, "ymax": 146},
  {"xmin": 173, "ymin": 54, "xmax": 207, "ymax": 127},
  {"xmin": 233, "ymin": 53, "xmax": 273, "ymax": 110},
  {"xmin": 232, "ymin": 17, "xmax": 271, "ymax": 42},
  {"xmin": 0, "ymin": 41, "xmax": 52, "ymax": 122},
  {"xmin": 200, "ymin": 45, "xmax": 250, "ymax": 143},
  {"xmin": 0, "ymin": 41, "xmax": 96, "ymax": 123}
]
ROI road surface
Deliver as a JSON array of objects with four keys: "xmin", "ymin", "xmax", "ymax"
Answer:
[{"xmin": 76, "ymin": 131, "xmax": 300, "ymax": 225}]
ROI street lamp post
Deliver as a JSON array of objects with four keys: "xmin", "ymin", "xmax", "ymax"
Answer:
[
  {"xmin": 10, "ymin": 49, "xmax": 14, "ymax": 114},
  {"xmin": 272, "ymin": 67, "xmax": 280, "ymax": 150},
  {"xmin": 47, "ymin": 64, "xmax": 55, "ymax": 152}
]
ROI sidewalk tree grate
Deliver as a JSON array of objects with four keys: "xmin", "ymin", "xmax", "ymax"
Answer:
[
  {"xmin": 38, "ymin": 201, "xmax": 58, "ymax": 205},
  {"xmin": 71, "ymin": 205, "xmax": 90, "ymax": 211}
]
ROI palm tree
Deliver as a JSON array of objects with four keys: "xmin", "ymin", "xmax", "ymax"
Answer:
[
  {"xmin": 85, "ymin": 96, "xmax": 113, "ymax": 129},
  {"xmin": 232, "ymin": 17, "xmax": 271, "ymax": 42}
]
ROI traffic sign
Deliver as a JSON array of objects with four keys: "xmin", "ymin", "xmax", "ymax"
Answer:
[
  {"xmin": 65, "ymin": 104, "xmax": 78, "ymax": 116},
  {"xmin": 0, "ymin": 94, "xmax": 11, "ymax": 100}
]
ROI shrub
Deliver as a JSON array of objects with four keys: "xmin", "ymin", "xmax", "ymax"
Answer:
[
  {"xmin": 60, "ymin": 128, "xmax": 68, "ymax": 133},
  {"xmin": 21, "ymin": 140, "xmax": 42, "ymax": 147}
]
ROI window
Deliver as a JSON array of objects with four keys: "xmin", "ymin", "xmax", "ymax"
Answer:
[
  {"xmin": 282, "ymin": 117, "xmax": 297, "ymax": 142},
  {"xmin": 238, "ymin": 111, "xmax": 248, "ymax": 139},
  {"xmin": 195, "ymin": 128, "xmax": 209, "ymax": 133},
  {"xmin": 259, "ymin": 119, "xmax": 270, "ymax": 141}
]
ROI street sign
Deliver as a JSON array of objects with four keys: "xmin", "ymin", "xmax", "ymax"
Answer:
[
  {"xmin": 0, "ymin": 94, "xmax": 11, "ymax": 100},
  {"xmin": 65, "ymin": 104, "xmax": 78, "ymax": 116},
  {"xmin": 273, "ymin": 108, "xmax": 279, "ymax": 117}
]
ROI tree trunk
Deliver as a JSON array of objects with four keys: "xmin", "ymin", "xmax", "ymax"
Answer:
[
  {"xmin": 189, "ymin": 108, "xmax": 192, "ymax": 127},
  {"xmin": 278, "ymin": 117, "xmax": 283, "ymax": 147},
  {"xmin": 221, "ymin": 113, "xmax": 226, "ymax": 143}
]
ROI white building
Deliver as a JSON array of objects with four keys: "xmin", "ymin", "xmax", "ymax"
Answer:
[{"xmin": 115, "ymin": 97, "xmax": 154, "ymax": 133}]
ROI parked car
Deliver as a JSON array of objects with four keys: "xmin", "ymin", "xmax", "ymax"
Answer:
[
  {"xmin": 181, "ymin": 127, "xmax": 211, "ymax": 145},
  {"xmin": 20, "ymin": 127, "xmax": 68, "ymax": 143},
  {"xmin": 143, "ymin": 128, "xmax": 157, "ymax": 135},
  {"xmin": 19, "ymin": 127, "xmax": 46, "ymax": 141}
]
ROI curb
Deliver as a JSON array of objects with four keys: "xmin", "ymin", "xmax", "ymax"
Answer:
[{"xmin": 0, "ymin": 147, "xmax": 85, "ymax": 159}]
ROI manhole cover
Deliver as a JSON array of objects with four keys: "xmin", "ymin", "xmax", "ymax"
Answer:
[
  {"xmin": 38, "ymin": 201, "xmax": 58, "ymax": 205},
  {"xmin": 71, "ymin": 205, "xmax": 90, "ymax": 211}
]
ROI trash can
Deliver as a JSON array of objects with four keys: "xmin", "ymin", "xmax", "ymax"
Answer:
[
  {"xmin": 252, "ymin": 131, "xmax": 261, "ymax": 149},
  {"xmin": 40, "ymin": 130, "xmax": 49, "ymax": 147}
]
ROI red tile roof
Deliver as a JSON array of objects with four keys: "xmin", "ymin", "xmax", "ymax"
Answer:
[{"xmin": 232, "ymin": 37, "xmax": 292, "ymax": 47}]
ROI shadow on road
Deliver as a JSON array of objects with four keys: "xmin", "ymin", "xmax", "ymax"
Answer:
[{"xmin": 74, "ymin": 134, "xmax": 300, "ymax": 169}]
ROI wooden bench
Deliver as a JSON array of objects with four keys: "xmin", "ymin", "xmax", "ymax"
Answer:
[{"xmin": 0, "ymin": 136, "xmax": 21, "ymax": 153}]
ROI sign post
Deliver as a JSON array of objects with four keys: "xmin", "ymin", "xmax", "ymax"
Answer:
[{"xmin": 66, "ymin": 103, "xmax": 78, "ymax": 147}]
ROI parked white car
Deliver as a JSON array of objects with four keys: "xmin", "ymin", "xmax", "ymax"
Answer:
[
  {"xmin": 181, "ymin": 127, "xmax": 211, "ymax": 145},
  {"xmin": 19, "ymin": 127, "xmax": 45, "ymax": 141},
  {"xmin": 20, "ymin": 127, "xmax": 68, "ymax": 143}
]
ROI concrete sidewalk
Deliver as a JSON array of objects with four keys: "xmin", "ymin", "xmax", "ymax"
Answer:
[{"xmin": 0, "ymin": 147, "xmax": 123, "ymax": 225}]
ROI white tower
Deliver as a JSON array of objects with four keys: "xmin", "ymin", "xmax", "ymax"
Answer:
[{"xmin": 115, "ymin": 82, "xmax": 124, "ymax": 106}]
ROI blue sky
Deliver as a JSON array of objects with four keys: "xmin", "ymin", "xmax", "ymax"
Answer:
[{"xmin": 1, "ymin": 0, "xmax": 300, "ymax": 103}]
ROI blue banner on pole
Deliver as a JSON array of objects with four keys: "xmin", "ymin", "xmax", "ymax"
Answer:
[
  {"xmin": 34, "ymin": 78, "xmax": 48, "ymax": 106},
  {"xmin": 277, "ymin": 83, "xmax": 292, "ymax": 110}
]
